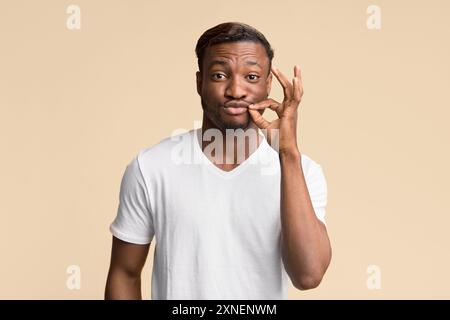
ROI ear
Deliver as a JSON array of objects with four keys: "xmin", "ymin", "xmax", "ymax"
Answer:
[
  {"xmin": 266, "ymin": 72, "xmax": 272, "ymax": 97},
  {"xmin": 196, "ymin": 71, "xmax": 202, "ymax": 96}
]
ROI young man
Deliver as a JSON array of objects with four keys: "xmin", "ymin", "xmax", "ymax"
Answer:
[{"xmin": 105, "ymin": 22, "xmax": 332, "ymax": 300}]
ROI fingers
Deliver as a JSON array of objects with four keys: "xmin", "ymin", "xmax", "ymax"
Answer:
[
  {"xmin": 272, "ymin": 65, "xmax": 304, "ymax": 106},
  {"xmin": 248, "ymin": 98, "xmax": 283, "ymax": 117},
  {"xmin": 248, "ymin": 109, "xmax": 271, "ymax": 129},
  {"xmin": 271, "ymin": 66, "xmax": 293, "ymax": 101},
  {"xmin": 292, "ymin": 65, "xmax": 303, "ymax": 103},
  {"xmin": 294, "ymin": 65, "xmax": 301, "ymax": 78}
]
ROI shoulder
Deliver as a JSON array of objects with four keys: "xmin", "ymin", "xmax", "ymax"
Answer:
[
  {"xmin": 300, "ymin": 153, "xmax": 324, "ymax": 176},
  {"xmin": 300, "ymin": 153, "xmax": 327, "ymax": 190},
  {"xmin": 133, "ymin": 129, "xmax": 194, "ymax": 174}
]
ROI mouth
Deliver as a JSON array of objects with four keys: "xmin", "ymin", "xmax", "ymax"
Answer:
[
  {"xmin": 222, "ymin": 101, "xmax": 250, "ymax": 116},
  {"xmin": 222, "ymin": 106, "xmax": 248, "ymax": 116}
]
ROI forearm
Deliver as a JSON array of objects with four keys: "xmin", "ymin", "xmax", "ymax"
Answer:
[
  {"xmin": 105, "ymin": 269, "xmax": 143, "ymax": 300},
  {"xmin": 279, "ymin": 149, "xmax": 331, "ymax": 289}
]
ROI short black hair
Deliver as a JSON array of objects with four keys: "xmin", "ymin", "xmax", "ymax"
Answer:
[{"xmin": 195, "ymin": 22, "xmax": 274, "ymax": 74}]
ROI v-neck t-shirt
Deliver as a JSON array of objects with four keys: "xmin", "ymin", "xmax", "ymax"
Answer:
[{"xmin": 110, "ymin": 128, "xmax": 328, "ymax": 299}]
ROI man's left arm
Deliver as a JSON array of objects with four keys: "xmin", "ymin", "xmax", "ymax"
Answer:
[
  {"xmin": 279, "ymin": 149, "xmax": 332, "ymax": 290},
  {"xmin": 249, "ymin": 65, "xmax": 332, "ymax": 290}
]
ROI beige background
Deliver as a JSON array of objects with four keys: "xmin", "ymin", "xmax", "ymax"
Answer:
[{"xmin": 1, "ymin": 0, "xmax": 449, "ymax": 299}]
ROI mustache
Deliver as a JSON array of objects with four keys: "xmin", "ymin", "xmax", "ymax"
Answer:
[{"xmin": 222, "ymin": 100, "xmax": 252, "ymax": 108}]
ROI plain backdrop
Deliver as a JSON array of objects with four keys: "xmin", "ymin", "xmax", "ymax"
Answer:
[{"xmin": 1, "ymin": 0, "xmax": 449, "ymax": 299}]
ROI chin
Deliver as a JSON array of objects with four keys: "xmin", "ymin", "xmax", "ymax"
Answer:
[
  {"xmin": 221, "ymin": 118, "xmax": 250, "ymax": 130},
  {"xmin": 220, "ymin": 113, "xmax": 251, "ymax": 130},
  {"xmin": 223, "ymin": 124, "xmax": 246, "ymax": 130}
]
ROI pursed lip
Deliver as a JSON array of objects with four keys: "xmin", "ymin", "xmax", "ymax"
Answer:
[
  {"xmin": 222, "ymin": 101, "xmax": 250, "ymax": 115},
  {"xmin": 222, "ymin": 106, "xmax": 247, "ymax": 115},
  {"xmin": 223, "ymin": 101, "xmax": 250, "ymax": 109}
]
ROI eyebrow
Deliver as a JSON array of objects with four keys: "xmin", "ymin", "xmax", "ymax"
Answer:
[
  {"xmin": 245, "ymin": 60, "xmax": 262, "ymax": 68},
  {"xmin": 208, "ymin": 59, "xmax": 262, "ymax": 69}
]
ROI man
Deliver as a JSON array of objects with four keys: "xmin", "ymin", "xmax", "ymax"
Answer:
[{"xmin": 105, "ymin": 22, "xmax": 331, "ymax": 300}]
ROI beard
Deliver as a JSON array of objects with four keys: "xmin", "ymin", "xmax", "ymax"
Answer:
[{"xmin": 201, "ymin": 97, "xmax": 252, "ymax": 131}]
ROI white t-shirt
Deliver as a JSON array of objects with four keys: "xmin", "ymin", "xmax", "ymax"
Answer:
[{"xmin": 110, "ymin": 128, "xmax": 328, "ymax": 299}]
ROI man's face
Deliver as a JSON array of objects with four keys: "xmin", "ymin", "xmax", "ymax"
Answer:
[{"xmin": 196, "ymin": 41, "xmax": 272, "ymax": 130}]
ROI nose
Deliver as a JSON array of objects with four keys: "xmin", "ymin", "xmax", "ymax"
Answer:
[{"xmin": 225, "ymin": 76, "xmax": 247, "ymax": 100}]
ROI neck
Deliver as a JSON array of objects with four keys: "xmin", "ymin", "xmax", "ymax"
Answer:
[{"xmin": 200, "ymin": 113, "xmax": 262, "ymax": 168}]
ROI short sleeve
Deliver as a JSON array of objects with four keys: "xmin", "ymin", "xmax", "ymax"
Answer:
[
  {"xmin": 109, "ymin": 156, "xmax": 154, "ymax": 244},
  {"xmin": 304, "ymin": 161, "xmax": 328, "ymax": 226}
]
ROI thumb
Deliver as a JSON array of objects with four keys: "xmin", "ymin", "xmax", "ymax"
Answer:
[{"xmin": 248, "ymin": 109, "xmax": 270, "ymax": 129}]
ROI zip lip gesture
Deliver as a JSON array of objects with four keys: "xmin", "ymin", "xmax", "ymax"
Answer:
[{"xmin": 248, "ymin": 65, "xmax": 304, "ymax": 154}]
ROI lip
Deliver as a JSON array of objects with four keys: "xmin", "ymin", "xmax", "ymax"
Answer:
[{"xmin": 222, "ymin": 107, "xmax": 248, "ymax": 115}]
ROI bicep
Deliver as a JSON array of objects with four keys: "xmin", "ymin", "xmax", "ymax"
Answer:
[{"xmin": 109, "ymin": 236, "xmax": 150, "ymax": 277}]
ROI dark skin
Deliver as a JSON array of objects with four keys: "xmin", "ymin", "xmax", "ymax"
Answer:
[
  {"xmin": 104, "ymin": 236, "xmax": 149, "ymax": 299},
  {"xmin": 198, "ymin": 41, "xmax": 331, "ymax": 289},
  {"xmin": 196, "ymin": 41, "xmax": 272, "ymax": 171},
  {"xmin": 105, "ymin": 41, "xmax": 331, "ymax": 299}
]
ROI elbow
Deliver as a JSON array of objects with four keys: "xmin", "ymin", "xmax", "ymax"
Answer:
[
  {"xmin": 286, "ymin": 245, "xmax": 332, "ymax": 291},
  {"xmin": 292, "ymin": 273, "xmax": 324, "ymax": 291},
  {"xmin": 104, "ymin": 268, "xmax": 142, "ymax": 300},
  {"xmin": 294, "ymin": 248, "xmax": 332, "ymax": 291}
]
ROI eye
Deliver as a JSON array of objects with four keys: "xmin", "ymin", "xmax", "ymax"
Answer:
[
  {"xmin": 247, "ymin": 74, "xmax": 260, "ymax": 82},
  {"xmin": 211, "ymin": 73, "xmax": 226, "ymax": 81}
]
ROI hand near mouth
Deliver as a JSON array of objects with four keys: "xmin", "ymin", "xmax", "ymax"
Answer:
[{"xmin": 248, "ymin": 65, "xmax": 303, "ymax": 155}]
